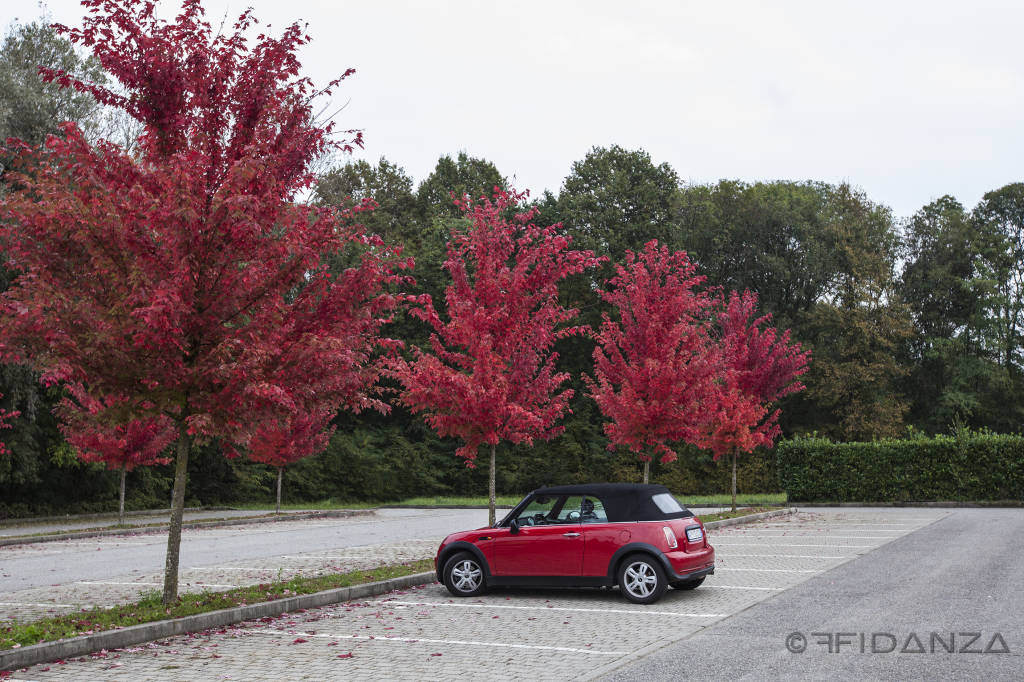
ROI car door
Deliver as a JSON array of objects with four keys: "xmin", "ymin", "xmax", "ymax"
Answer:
[
  {"xmin": 490, "ymin": 494, "xmax": 584, "ymax": 576},
  {"xmin": 580, "ymin": 494, "xmax": 627, "ymax": 577}
]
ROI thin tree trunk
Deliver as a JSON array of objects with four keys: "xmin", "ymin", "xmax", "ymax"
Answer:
[
  {"xmin": 276, "ymin": 467, "xmax": 283, "ymax": 515},
  {"xmin": 731, "ymin": 449, "xmax": 737, "ymax": 512},
  {"xmin": 119, "ymin": 466, "xmax": 127, "ymax": 526},
  {"xmin": 162, "ymin": 424, "xmax": 190, "ymax": 604},
  {"xmin": 488, "ymin": 443, "xmax": 496, "ymax": 527},
  {"xmin": 643, "ymin": 459, "xmax": 650, "ymax": 484}
]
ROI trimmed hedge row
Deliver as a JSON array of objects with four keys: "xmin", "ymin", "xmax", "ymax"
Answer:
[{"xmin": 777, "ymin": 433, "xmax": 1024, "ymax": 502}]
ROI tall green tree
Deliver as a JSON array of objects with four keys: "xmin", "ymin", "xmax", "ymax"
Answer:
[
  {"xmin": 557, "ymin": 145, "xmax": 680, "ymax": 261},
  {"xmin": 975, "ymin": 184, "xmax": 1024, "ymax": 373},
  {"xmin": 417, "ymin": 151, "xmax": 506, "ymax": 220}
]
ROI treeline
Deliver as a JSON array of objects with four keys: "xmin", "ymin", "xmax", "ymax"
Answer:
[{"xmin": 0, "ymin": 21, "xmax": 1021, "ymax": 514}]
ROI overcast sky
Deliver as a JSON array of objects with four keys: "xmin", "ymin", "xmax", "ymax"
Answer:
[{"xmin": 4, "ymin": 0, "xmax": 1022, "ymax": 218}]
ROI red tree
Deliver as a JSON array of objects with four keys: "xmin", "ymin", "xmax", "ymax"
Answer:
[
  {"xmin": 587, "ymin": 241, "xmax": 721, "ymax": 483},
  {"xmin": 706, "ymin": 290, "xmax": 809, "ymax": 509},
  {"xmin": 0, "ymin": 396, "xmax": 18, "ymax": 455},
  {"xmin": 0, "ymin": 0, "xmax": 408, "ymax": 602},
  {"xmin": 246, "ymin": 410, "xmax": 333, "ymax": 514},
  {"xmin": 60, "ymin": 390, "xmax": 175, "ymax": 524},
  {"xmin": 391, "ymin": 190, "xmax": 602, "ymax": 525}
]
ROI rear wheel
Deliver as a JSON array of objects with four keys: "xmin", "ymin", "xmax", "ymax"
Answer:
[
  {"xmin": 670, "ymin": 576, "xmax": 705, "ymax": 590},
  {"xmin": 618, "ymin": 554, "xmax": 667, "ymax": 604},
  {"xmin": 442, "ymin": 552, "xmax": 486, "ymax": 597}
]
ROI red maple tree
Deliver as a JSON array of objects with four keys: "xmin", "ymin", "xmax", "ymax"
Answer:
[
  {"xmin": 59, "ymin": 389, "xmax": 175, "ymax": 524},
  {"xmin": 246, "ymin": 409, "xmax": 334, "ymax": 515},
  {"xmin": 0, "ymin": 0, "xmax": 408, "ymax": 602},
  {"xmin": 586, "ymin": 240, "xmax": 721, "ymax": 483},
  {"xmin": 705, "ymin": 290, "xmax": 809, "ymax": 509},
  {"xmin": 391, "ymin": 190, "xmax": 602, "ymax": 525}
]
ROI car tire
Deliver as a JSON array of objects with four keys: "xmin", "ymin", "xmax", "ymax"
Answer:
[
  {"xmin": 442, "ymin": 552, "xmax": 487, "ymax": 597},
  {"xmin": 617, "ymin": 554, "xmax": 667, "ymax": 604},
  {"xmin": 670, "ymin": 576, "xmax": 706, "ymax": 590}
]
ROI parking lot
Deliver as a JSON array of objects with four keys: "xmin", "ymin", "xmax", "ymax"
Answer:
[{"xmin": 5, "ymin": 508, "xmax": 948, "ymax": 680}]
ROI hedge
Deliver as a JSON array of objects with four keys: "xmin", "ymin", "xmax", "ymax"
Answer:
[{"xmin": 777, "ymin": 432, "xmax": 1024, "ymax": 502}]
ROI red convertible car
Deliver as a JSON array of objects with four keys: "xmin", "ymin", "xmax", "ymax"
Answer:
[{"xmin": 435, "ymin": 483, "xmax": 714, "ymax": 604}]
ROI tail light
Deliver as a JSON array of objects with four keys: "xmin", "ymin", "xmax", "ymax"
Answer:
[{"xmin": 662, "ymin": 526, "xmax": 678, "ymax": 549}]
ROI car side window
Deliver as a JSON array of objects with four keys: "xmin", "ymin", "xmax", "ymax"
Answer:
[
  {"xmin": 515, "ymin": 495, "xmax": 560, "ymax": 525},
  {"xmin": 551, "ymin": 496, "xmax": 585, "ymax": 523},
  {"xmin": 580, "ymin": 495, "xmax": 608, "ymax": 523}
]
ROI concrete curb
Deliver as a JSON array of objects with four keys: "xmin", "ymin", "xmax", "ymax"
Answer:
[
  {"xmin": 0, "ymin": 570, "xmax": 437, "ymax": 672},
  {"xmin": 0, "ymin": 509, "xmax": 376, "ymax": 548},
  {"xmin": 0, "ymin": 506, "xmax": 235, "ymax": 528},
  {"xmin": 703, "ymin": 507, "xmax": 797, "ymax": 529}
]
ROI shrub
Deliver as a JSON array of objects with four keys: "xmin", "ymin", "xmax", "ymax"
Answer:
[{"xmin": 777, "ymin": 431, "xmax": 1024, "ymax": 502}]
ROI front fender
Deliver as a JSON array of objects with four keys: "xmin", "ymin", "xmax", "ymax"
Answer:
[{"xmin": 436, "ymin": 541, "xmax": 493, "ymax": 582}]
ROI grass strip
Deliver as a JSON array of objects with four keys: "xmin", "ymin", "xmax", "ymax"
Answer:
[
  {"xmin": 0, "ymin": 559, "xmax": 433, "ymax": 651},
  {"xmin": 697, "ymin": 507, "xmax": 774, "ymax": 522}
]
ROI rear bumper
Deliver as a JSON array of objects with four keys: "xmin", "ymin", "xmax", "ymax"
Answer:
[{"xmin": 663, "ymin": 545, "xmax": 715, "ymax": 581}]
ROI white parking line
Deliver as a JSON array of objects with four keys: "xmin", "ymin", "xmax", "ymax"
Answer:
[
  {"xmin": 711, "ymin": 542, "xmax": 876, "ymax": 548},
  {"xmin": 716, "ymin": 568, "xmax": 817, "ymax": 573},
  {"xmin": 374, "ymin": 600, "xmax": 728, "ymax": 618},
  {"xmin": 707, "ymin": 585, "xmax": 782, "ymax": 591},
  {"xmin": 189, "ymin": 567, "xmax": 277, "ymax": 571},
  {"xmin": 0, "ymin": 601, "xmax": 79, "ymax": 608},
  {"xmin": 713, "ymin": 535, "xmax": 896, "ymax": 540},
  {"xmin": 720, "ymin": 553, "xmax": 848, "ymax": 559},
  {"xmin": 243, "ymin": 629, "xmax": 628, "ymax": 655}
]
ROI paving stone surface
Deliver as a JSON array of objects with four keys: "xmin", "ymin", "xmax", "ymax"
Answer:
[{"xmin": 3, "ymin": 508, "xmax": 946, "ymax": 681}]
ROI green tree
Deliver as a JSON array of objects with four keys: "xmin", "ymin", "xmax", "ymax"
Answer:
[
  {"xmin": 974, "ymin": 184, "xmax": 1024, "ymax": 373},
  {"xmin": 416, "ymin": 151, "xmax": 506, "ymax": 220},
  {"xmin": 557, "ymin": 145, "xmax": 680, "ymax": 261}
]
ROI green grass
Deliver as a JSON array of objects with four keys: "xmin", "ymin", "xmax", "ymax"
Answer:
[
  {"xmin": 697, "ymin": 507, "xmax": 773, "ymax": 522},
  {"xmin": 234, "ymin": 492, "xmax": 787, "ymax": 511},
  {"xmin": 0, "ymin": 559, "xmax": 433, "ymax": 651},
  {"xmin": 675, "ymin": 493, "xmax": 787, "ymax": 506}
]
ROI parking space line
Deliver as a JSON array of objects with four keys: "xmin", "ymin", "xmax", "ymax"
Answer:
[
  {"xmin": 711, "ymin": 542, "xmax": 876, "ymax": 548},
  {"xmin": 714, "ymin": 534, "xmax": 896, "ymax": 539},
  {"xmin": 716, "ymin": 568, "xmax": 817, "ymax": 573},
  {"xmin": 0, "ymin": 601, "xmax": 79, "ymax": 608},
  {"xmin": 243, "ymin": 629, "xmax": 628, "ymax": 655},
  {"xmin": 374, "ymin": 600, "xmax": 728, "ymax": 618},
  {"xmin": 189, "ymin": 566, "xmax": 277, "ymax": 571},
  {"xmin": 708, "ymin": 585, "xmax": 782, "ymax": 591},
  {"xmin": 721, "ymin": 553, "xmax": 848, "ymax": 559}
]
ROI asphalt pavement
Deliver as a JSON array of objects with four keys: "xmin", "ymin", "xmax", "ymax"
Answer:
[{"xmin": 602, "ymin": 508, "xmax": 1024, "ymax": 681}]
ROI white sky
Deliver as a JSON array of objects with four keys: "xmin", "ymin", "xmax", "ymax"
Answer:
[{"xmin": 4, "ymin": 0, "xmax": 1022, "ymax": 218}]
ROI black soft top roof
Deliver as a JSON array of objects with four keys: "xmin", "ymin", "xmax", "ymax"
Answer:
[{"xmin": 530, "ymin": 483, "xmax": 693, "ymax": 522}]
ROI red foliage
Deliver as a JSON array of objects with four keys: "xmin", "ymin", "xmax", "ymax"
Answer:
[
  {"xmin": 703, "ymin": 290, "xmax": 810, "ymax": 459},
  {"xmin": 586, "ymin": 241, "xmax": 720, "ymax": 464},
  {"xmin": 391, "ymin": 190, "xmax": 602, "ymax": 465},
  {"xmin": 59, "ymin": 388, "xmax": 174, "ymax": 471},
  {"xmin": 0, "ymin": 395, "xmax": 18, "ymax": 455},
  {"xmin": 0, "ymin": 0, "xmax": 408, "ymax": 455}
]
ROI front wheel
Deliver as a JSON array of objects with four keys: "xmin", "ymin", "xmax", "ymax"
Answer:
[
  {"xmin": 442, "ymin": 552, "xmax": 487, "ymax": 597},
  {"xmin": 670, "ymin": 576, "xmax": 705, "ymax": 590},
  {"xmin": 618, "ymin": 554, "xmax": 667, "ymax": 604}
]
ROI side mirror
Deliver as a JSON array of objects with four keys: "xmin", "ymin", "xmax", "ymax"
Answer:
[{"xmin": 509, "ymin": 518, "xmax": 520, "ymax": 535}]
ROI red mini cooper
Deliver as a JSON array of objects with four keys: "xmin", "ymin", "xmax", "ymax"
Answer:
[{"xmin": 435, "ymin": 483, "xmax": 714, "ymax": 604}]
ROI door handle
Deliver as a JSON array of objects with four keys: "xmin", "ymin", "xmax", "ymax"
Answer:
[{"xmin": 563, "ymin": 532, "xmax": 581, "ymax": 538}]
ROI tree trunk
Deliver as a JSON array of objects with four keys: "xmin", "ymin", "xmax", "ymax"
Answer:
[
  {"xmin": 488, "ymin": 443, "xmax": 496, "ymax": 527},
  {"xmin": 162, "ymin": 425, "xmax": 191, "ymax": 604},
  {"xmin": 276, "ymin": 467, "xmax": 283, "ymax": 515},
  {"xmin": 643, "ymin": 459, "xmax": 650, "ymax": 484},
  {"xmin": 119, "ymin": 466, "xmax": 127, "ymax": 526},
  {"xmin": 731, "ymin": 449, "xmax": 738, "ymax": 512}
]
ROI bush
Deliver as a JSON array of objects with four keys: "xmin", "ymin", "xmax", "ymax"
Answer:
[{"xmin": 777, "ymin": 431, "xmax": 1024, "ymax": 502}]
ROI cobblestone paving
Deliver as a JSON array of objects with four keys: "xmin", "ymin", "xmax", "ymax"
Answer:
[{"xmin": 4, "ymin": 509, "xmax": 946, "ymax": 681}]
